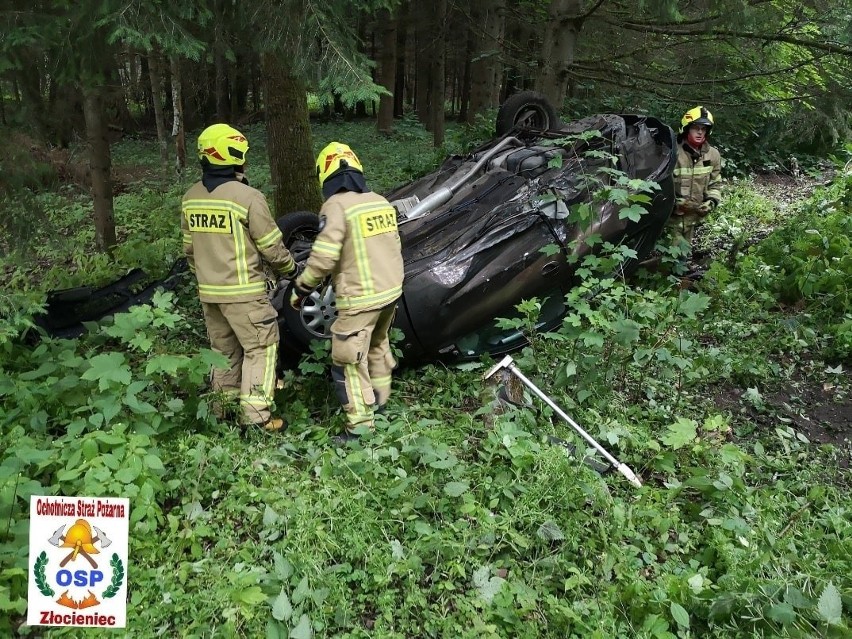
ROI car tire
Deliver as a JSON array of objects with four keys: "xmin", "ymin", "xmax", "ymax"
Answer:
[
  {"xmin": 275, "ymin": 211, "xmax": 338, "ymax": 350},
  {"xmin": 277, "ymin": 210, "xmax": 320, "ymax": 262},
  {"xmin": 496, "ymin": 91, "xmax": 561, "ymax": 135}
]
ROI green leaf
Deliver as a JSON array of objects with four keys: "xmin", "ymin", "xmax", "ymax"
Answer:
[
  {"xmin": 274, "ymin": 553, "xmax": 293, "ymax": 580},
  {"xmin": 429, "ymin": 457, "xmax": 458, "ymax": 470},
  {"xmin": 271, "ymin": 589, "xmax": 293, "ymax": 622},
  {"xmin": 291, "ymin": 577, "xmax": 310, "ymax": 605},
  {"xmin": 115, "ymin": 466, "xmax": 140, "ymax": 484},
  {"xmin": 783, "ymin": 586, "xmax": 812, "ymax": 609},
  {"xmin": 444, "ymin": 481, "xmax": 469, "ymax": 497},
  {"xmin": 709, "ymin": 593, "xmax": 737, "ymax": 620},
  {"xmin": 125, "ymin": 393, "xmax": 157, "ymax": 414},
  {"xmin": 472, "ymin": 566, "xmax": 505, "ymax": 604},
  {"xmin": 81, "ymin": 353, "xmax": 132, "ymax": 390},
  {"xmin": 56, "ymin": 467, "xmax": 82, "ymax": 482},
  {"xmin": 661, "ymin": 418, "xmax": 697, "ymax": 449},
  {"xmin": 670, "ymin": 602, "xmax": 690, "ymax": 628},
  {"xmin": 18, "ymin": 362, "xmax": 58, "ymax": 381},
  {"xmin": 817, "ymin": 582, "xmax": 842, "ymax": 625},
  {"xmin": 611, "ymin": 318, "xmax": 641, "ymax": 346},
  {"xmin": 537, "ymin": 521, "xmax": 565, "ymax": 541},
  {"xmin": 618, "ymin": 204, "xmax": 647, "ymax": 222},
  {"xmin": 235, "ymin": 586, "xmax": 267, "ymax": 606},
  {"xmin": 678, "ymin": 292, "xmax": 711, "ymax": 319},
  {"xmin": 266, "ymin": 619, "xmax": 287, "ymax": 639},
  {"xmin": 766, "ymin": 603, "xmax": 796, "ymax": 625},
  {"xmin": 289, "ymin": 614, "xmax": 312, "ymax": 639},
  {"xmin": 263, "ymin": 505, "xmax": 279, "ymax": 527},
  {"xmin": 143, "ymin": 454, "xmax": 165, "ymax": 471},
  {"xmin": 145, "ymin": 354, "xmax": 190, "ymax": 376},
  {"xmin": 687, "ymin": 574, "xmax": 705, "ymax": 594}
]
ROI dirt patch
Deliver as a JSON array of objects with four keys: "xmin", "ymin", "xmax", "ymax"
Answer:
[
  {"xmin": 6, "ymin": 132, "xmax": 161, "ymax": 196},
  {"xmin": 751, "ymin": 169, "xmax": 834, "ymax": 210},
  {"xmin": 712, "ymin": 369, "xmax": 852, "ymax": 468}
]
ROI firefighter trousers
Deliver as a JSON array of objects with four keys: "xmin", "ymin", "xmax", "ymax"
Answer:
[
  {"xmin": 666, "ymin": 209, "xmax": 702, "ymax": 252},
  {"xmin": 201, "ymin": 299, "xmax": 279, "ymax": 425},
  {"xmin": 330, "ymin": 303, "xmax": 397, "ymax": 433}
]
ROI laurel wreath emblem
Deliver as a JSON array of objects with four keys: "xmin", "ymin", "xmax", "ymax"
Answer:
[
  {"xmin": 34, "ymin": 551, "xmax": 55, "ymax": 597},
  {"xmin": 102, "ymin": 553, "xmax": 124, "ymax": 599}
]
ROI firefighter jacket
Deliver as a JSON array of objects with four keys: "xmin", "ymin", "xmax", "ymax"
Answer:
[
  {"xmin": 297, "ymin": 191, "xmax": 404, "ymax": 313},
  {"xmin": 181, "ymin": 180, "xmax": 296, "ymax": 303},
  {"xmin": 674, "ymin": 141, "xmax": 722, "ymax": 208}
]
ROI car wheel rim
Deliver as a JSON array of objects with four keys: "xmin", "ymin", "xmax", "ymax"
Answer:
[
  {"xmin": 516, "ymin": 107, "xmax": 548, "ymax": 129},
  {"xmin": 300, "ymin": 285, "xmax": 337, "ymax": 338}
]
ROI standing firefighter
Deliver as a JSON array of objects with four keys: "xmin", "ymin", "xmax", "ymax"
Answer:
[
  {"xmin": 181, "ymin": 123, "xmax": 297, "ymax": 431},
  {"xmin": 669, "ymin": 106, "xmax": 723, "ymax": 254},
  {"xmin": 290, "ymin": 142, "xmax": 404, "ymax": 439}
]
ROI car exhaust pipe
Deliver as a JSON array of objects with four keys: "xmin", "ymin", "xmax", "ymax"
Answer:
[{"xmin": 403, "ymin": 136, "xmax": 522, "ymax": 221}]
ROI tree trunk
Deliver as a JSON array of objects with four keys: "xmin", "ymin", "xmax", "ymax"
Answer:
[
  {"xmin": 251, "ymin": 57, "xmax": 261, "ymax": 114},
  {"xmin": 139, "ymin": 54, "xmax": 153, "ymax": 123},
  {"xmin": 147, "ymin": 48, "xmax": 169, "ymax": 171},
  {"xmin": 468, "ymin": 0, "xmax": 506, "ymax": 123},
  {"xmin": 376, "ymin": 9, "xmax": 398, "ymax": 134},
  {"xmin": 458, "ymin": 26, "xmax": 472, "ymax": 123},
  {"xmin": 214, "ymin": 22, "xmax": 230, "ymax": 121},
  {"xmin": 394, "ymin": 1, "xmax": 409, "ymax": 118},
  {"xmin": 82, "ymin": 84, "xmax": 116, "ymax": 251},
  {"xmin": 170, "ymin": 56, "xmax": 186, "ymax": 172},
  {"xmin": 229, "ymin": 50, "xmax": 242, "ymax": 118},
  {"xmin": 414, "ymin": 2, "xmax": 432, "ymax": 128},
  {"xmin": 429, "ymin": 0, "xmax": 447, "ymax": 146},
  {"xmin": 535, "ymin": 0, "xmax": 581, "ymax": 109},
  {"xmin": 15, "ymin": 64, "xmax": 50, "ymax": 143},
  {"xmin": 261, "ymin": 53, "xmax": 322, "ymax": 216}
]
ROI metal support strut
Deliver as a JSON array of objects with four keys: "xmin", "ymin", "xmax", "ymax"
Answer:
[{"xmin": 484, "ymin": 355, "xmax": 642, "ymax": 488}]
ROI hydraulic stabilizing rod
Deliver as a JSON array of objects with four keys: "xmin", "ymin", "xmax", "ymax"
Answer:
[{"xmin": 484, "ymin": 355, "xmax": 643, "ymax": 488}]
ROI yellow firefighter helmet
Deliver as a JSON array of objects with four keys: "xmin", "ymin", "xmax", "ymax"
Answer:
[
  {"xmin": 315, "ymin": 141, "xmax": 364, "ymax": 187},
  {"xmin": 61, "ymin": 519, "xmax": 99, "ymax": 558},
  {"xmin": 197, "ymin": 123, "xmax": 249, "ymax": 166},
  {"xmin": 680, "ymin": 106, "xmax": 714, "ymax": 134}
]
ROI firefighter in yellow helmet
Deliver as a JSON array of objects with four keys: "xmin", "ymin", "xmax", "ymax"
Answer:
[
  {"xmin": 669, "ymin": 106, "xmax": 723, "ymax": 256},
  {"xmin": 291, "ymin": 142, "xmax": 404, "ymax": 440},
  {"xmin": 181, "ymin": 123, "xmax": 298, "ymax": 431}
]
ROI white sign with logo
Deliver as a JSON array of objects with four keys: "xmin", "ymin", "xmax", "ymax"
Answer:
[{"xmin": 27, "ymin": 496, "xmax": 129, "ymax": 628}]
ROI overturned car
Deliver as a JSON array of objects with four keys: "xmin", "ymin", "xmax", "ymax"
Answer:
[{"xmin": 274, "ymin": 100, "xmax": 676, "ymax": 366}]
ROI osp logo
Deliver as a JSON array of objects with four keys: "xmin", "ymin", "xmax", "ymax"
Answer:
[{"xmin": 28, "ymin": 497, "xmax": 129, "ymax": 628}]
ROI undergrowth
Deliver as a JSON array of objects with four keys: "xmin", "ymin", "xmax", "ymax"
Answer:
[{"xmin": 1, "ymin": 120, "xmax": 849, "ymax": 638}]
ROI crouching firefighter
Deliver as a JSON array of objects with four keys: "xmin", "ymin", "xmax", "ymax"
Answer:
[
  {"xmin": 181, "ymin": 123, "xmax": 298, "ymax": 431},
  {"xmin": 291, "ymin": 142, "xmax": 404, "ymax": 439}
]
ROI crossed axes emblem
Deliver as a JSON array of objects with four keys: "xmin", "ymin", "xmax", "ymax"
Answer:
[{"xmin": 47, "ymin": 521, "xmax": 113, "ymax": 569}]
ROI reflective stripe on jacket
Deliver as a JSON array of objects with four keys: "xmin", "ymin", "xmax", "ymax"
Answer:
[
  {"xmin": 673, "ymin": 142, "xmax": 722, "ymax": 207},
  {"xmin": 298, "ymin": 191, "xmax": 404, "ymax": 312},
  {"xmin": 181, "ymin": 180, "xmax": 295, "ymax": 303}
]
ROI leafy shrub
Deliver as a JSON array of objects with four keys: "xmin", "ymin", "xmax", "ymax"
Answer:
[{"xmin": 750, "ymin": 207, "xmax": 851, "ymax": 313}]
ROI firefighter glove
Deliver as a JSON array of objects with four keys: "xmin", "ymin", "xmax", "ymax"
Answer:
[
  {"xmin": 289, "ymin": 279, "xmax": 314, "ymax": 310},
  {"xmin": 698, "ymin": 199, "xmax": 715, "ymax": 215},
  {"xmin": 289, "ymin": 290, "xmax": 308, "ymax": 310}
]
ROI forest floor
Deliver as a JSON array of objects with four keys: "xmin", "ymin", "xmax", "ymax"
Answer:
[{"xmin": 696, "ymin": 169, "xmax": 851, "ymax": 470}]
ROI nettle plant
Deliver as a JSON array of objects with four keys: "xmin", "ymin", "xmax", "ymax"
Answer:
[
  {"xmin": 483, "ymin": 155, "xmax": 850, "ymax": 636},
  {"xmin": 496, "ymin": 150, "xmax": 705, "ymax": 404},
  {"xmin": 0, "ymin": 291, "xmax": 227, "ymax": 623}
]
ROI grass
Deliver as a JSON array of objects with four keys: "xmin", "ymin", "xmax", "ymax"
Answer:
[{"xmin": 0, "ymin": 117, "xmax": 850, "ymax": 638}]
